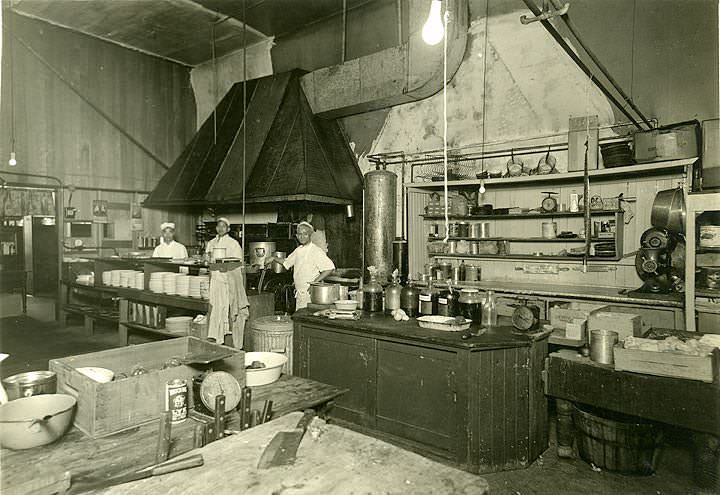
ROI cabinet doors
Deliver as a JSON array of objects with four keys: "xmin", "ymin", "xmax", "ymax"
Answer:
[
  {"xmin": 296, "ymin": 325, "xmax": 376, "ymax": 427},
  {"xmin": 375, "ymin": 341, "xmax": 465, "ymax": 460}
]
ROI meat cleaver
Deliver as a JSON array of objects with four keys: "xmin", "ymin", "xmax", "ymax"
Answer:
[{"xmin": 256, "ymin": 410, "xmax": 315, "ymax": 469}]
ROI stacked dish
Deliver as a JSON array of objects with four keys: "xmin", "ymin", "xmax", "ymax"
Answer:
[
  {"xmin": 149, "ymin": 272, "xmax": 171, "ymax": 293},
  {"xmin": 175, "ymin": 274, "xmax": 190, "ymax": 297},
  {"xmin": 134, "ymin": 272, "xmax": 145, "ymax": 290},
  {"xmin": 165, "ymin": 316, "xmax": 192, "ymax": 334},
  {"xmin": 189, "ymin": 276, "xmax": 203, "ymax": 298},
  {"xmin": 110, "ymin": 270, "xmax": 122, "ymax": 287},
  {"xmin": 101, "ymin": 271, "xmax": 112, "ymax": 286},
  {"xmin": 198, "ymin": 276, "xmax": 210, "ymax": 300},
  {"xmin": 163, "ymin": 273, "xmax": 180, "ymax": 295}
]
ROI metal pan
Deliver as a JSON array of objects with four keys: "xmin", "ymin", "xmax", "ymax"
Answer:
[{"xmin": 651, "ymin": 188, "xmax": 685, "ymax": 234}]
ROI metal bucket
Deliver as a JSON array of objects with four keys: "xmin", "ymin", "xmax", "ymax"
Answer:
[{"xmin": 250, "ymin": 315, "xmax": 293, "ymax": 375}]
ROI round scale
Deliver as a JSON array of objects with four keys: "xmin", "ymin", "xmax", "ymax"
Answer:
[
  {"xmin": 540, "ymin": 192, "xmax": 558, "ymax": 213},
  {"xmin": 199, "ymin": 371, "xmax": 243, "ymax": 413},
  {"xmin": 511, "ymin": 305, "xmax": 539, "ymax": 332}
]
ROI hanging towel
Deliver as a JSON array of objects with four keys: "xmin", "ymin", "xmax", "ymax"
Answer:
[{"xmin": 207, "ymin": 267, "xmax": 250, "ymax": 348}]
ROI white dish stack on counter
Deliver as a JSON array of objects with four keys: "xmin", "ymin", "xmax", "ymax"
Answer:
[
  {"xmin": 165, "ymin": 316, "xmax": 193, "ymax": 334},
  {"xmin": 175, "ymin": 274, "xmax": 190, "ymax": 297},
  {"xmin": 149, "ymin": 272, "xmax": 172, "ymax": 293},
  {"xmin": 102, "ymin": 270, "xmax": 144, "ymax": 289}
]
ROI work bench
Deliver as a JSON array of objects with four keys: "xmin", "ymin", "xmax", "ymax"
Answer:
[{"xmin": 0, "ymin": 376, "xmax": 346, "ymax": 495}]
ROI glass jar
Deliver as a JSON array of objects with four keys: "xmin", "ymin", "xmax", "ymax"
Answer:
[
  {"xmin": 362, "ymin": 273, "xmax": 384, "ymax": 313},
  {"xmin": 481, "ymin": 290, "xmax": 498, "ymax": 327},
  {"xmin": 384, "ymin": 276, "xmax": 402, "ymax": 314},
  {"xmin": 458, "ymin": 288, "xmax": 483, "ymax": 323},
  {"xmin": 400, "ymin": 279, "xmax": 420, "ymax": 317},
  {"xmin": 419, "ymin": 281, "xmax": 439, "ymax": 316},
  {"xmin": 437, "ymin": 286, "xmax": 460, "ymax": 317}
]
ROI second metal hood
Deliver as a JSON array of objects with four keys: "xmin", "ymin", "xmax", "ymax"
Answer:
[{"xmin": 144, "ymin": 70, "xmax": 363, "ymax": 208}]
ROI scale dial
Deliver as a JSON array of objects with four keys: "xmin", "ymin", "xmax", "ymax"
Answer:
[
  {"xmin": 199, "ymin": 371, "xmax": 242, "ymax": 412},
  {"xmin": 512, "ymin": 305, "xmax": 539, "ymax": 332},
  {"xmin": 541, "ymin": 193, "xmax": 558, "ymax": 213}
]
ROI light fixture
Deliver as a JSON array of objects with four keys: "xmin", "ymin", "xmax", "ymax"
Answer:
[
  {"xmin": 479, "ymin": 179, "xmax": 486, "ymax": 194},
  {"xmin": 422, "ymin": 0, "xmax": 444, "ymax": 46},
  {"xmin": 8, "ymin": 153, "xmax": 17, "ymax": 167}
]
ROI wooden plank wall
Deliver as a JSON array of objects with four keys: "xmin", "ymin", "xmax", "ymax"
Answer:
[{"xmin": 0, "ymin": 13, "xmax": 197, "ymax": 247}]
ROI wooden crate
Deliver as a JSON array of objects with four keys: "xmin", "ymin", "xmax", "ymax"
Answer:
[
  {"xmin": 589, "ymin": 311, "xmax": 642, "ymax": 341},
  {"xmin": 50, "ymin": 337, "xmax": 245, "ymax": 438},
  {"xmin": 614, "ymin": 346, "xmax": 719, "ymax": 383}
]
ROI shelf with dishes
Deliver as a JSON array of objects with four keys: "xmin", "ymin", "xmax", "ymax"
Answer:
[
  {"xmin": 427, "ymin": 236, "xmax": 613, "ymax": 243},
  {"xmin": 428, "ymin": 253, "xmax": 620, "ymax": 262},
  {"xmin": 406, "ymin": 158, "xmax": 697, "ymax": 190}
]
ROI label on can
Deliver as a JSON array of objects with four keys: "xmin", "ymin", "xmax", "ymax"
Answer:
[
  {"xmin": 438, "ymin": 298, "xmax": 448, "ymax": 305},
  {"xmin": 165, "ymin": 379, "xmax": 188, "ymax": 424},
  {"xmin": 419, "ymin": 294, "xmax": 432, "ymax": 301}
]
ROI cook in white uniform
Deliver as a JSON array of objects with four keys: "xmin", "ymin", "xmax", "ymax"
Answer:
[
  {"xmin": 266, "ymin": 222, "xmax": 335, "ymax": 310},
  {"xmin": 152, "ymin": 222, "xmax": 188, "ymax": 259},
  {"xmin": 205, "ymin": 217, "xmax": 243, "ymax": 259}
]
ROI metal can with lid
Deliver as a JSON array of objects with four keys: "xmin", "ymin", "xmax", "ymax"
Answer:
[
  {"xmin": 464, "ymin": 264, "xmax": 480, "ymax": 282},
  {"xmin": 457, "ymin": 222, "xmax": 470, "ymax": 238},
  {"xmin": 166, "ymin": 379, "xmax": 188, "ymax": 424}
]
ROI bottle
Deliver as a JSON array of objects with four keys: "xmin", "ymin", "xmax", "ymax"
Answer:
[
  {"xmin": 362, "ymin": 266, "xmax": 384, "ymax": 313},
  {"xmin": 400, "ymin": 277, "xmax": 420, "ymax": 317},
  {"xmin": 419, "ymin": 280, "xmax": 439, "ymax": 316},
  {"xmin": 437, "ymin": 284, "xmax": 460, "ymax": 317},
  {"xmin": 385, "ymin": 270, "xmax": 402, "ymax": 314},
  {"xmin": 356, "ymin": 278, "xmax": 364, "ymax": 309},
  {"xmin": 481, "ymin": 290, "xmax": 497, "ymax": 327}
]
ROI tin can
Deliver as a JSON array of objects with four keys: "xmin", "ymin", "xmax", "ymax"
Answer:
[{"xmin": 165, "ymin": 379, "xmax": 188, "ymax": 424}]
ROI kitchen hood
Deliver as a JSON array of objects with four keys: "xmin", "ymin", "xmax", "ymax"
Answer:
[{"xmin": 144, "ymin": 70, "xmax": 363, "ymax": 208}]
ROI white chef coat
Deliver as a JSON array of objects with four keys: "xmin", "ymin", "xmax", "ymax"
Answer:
[
  {"xmin": 205, "ymin": 234, "xmax": 243, "ymax": 259},
  {"xmin": 283, "ymin": 242, "xmax": 335, "ymax": 309},
  {"xmin": 152, "ymin": 240, "xmax": 188, "ymax": 259}
]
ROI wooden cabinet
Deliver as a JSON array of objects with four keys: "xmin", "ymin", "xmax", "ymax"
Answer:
[
  {"xmin": 293, "ymin": 314, "xmax": 548, "ymax": 473},
  {"xmin": 375, "ymin": 342, "xmax": 465, "ymax": 460},
  {"xmin": 295, "ymin": 325, "xmax": 375, "ymax": 427}
]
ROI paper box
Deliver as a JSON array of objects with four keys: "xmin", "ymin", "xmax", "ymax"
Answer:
[
  {"xmin": 589, "ymin": 311, "xmax": 642, "ymax": 341},
  {"xmin": 550, "ymin": 302, "xmax": 607, "ymax": 330}
]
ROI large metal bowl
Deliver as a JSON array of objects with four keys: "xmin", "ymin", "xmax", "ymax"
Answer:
[
  {"xmin": 0, "ymin": 394, "xmax": 76, "ymax": 450},
  {"xmin": 651, "ymin": 188, "xmax": 685, "ymax": 234}
]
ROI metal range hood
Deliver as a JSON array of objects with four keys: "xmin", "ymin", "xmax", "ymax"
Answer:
[{"xmin": 144, "ymin": 70, "xmax": 363, "ymax": 208}]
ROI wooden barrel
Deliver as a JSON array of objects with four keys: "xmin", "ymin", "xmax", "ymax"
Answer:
[
  {"xmin": 249, "ymin": 316, "xmax": 293, "ymax": 375},
  {"xmin": 573, "ymin": 403, "xmax": 660, "ymax": 475}
]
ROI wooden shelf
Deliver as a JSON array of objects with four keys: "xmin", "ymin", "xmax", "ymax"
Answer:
[
  {"xmin": 121, "ymin": 322, "xmax": 186, "ymax": 338},
  {"xmin": 429, "ymin": 253, "xmax": 620, "ymax": 262},
  {"xmin": 427, "ymin": 237, "xmax": 614, "ymax": 243},
  {"xmin": 695, "ymin": 287, "xmax": 720, "ymax": 298},
  {"xmin": 421, "ymin": 210, "xmax": 622, "ymax": 220},
  {"xmin": 407, "ymin": 158, "xmax": 696, "ymax": 190},
  {"xmin": 115, "ymin": 287, "xmax": 208, "ymax": 312}
]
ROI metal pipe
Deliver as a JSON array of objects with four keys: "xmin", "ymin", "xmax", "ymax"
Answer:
[
  {"xmin": 341, "ymin": 0, "xmax": 347, "ymax": 63},
  {"xmin": 520, "ymin": 0, "xmax": 642, "ymax": 130},
  {"xmin": 547, "ymin": 0, "xmax": 651, "ymax": 129}
]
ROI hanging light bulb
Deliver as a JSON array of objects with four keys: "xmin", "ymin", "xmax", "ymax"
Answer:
[
  {"xmin": 8, "ymin": 152, "xmax": 17, "ymax": 167},
  {"xmin": 479, "ymin": 179, "xmax": 486, "ymax": 194},
  {"xmin": 422, "ymin": 0, "xmax": 444, "ymax": 46}
]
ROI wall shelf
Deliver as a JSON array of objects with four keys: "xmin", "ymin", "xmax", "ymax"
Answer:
[
  {"xmin": 429, "ymin": 253, "xmax": 620, "ymax": 262},
  {"xmin": 428, "ymin": 237, "xmax": 613, "ymax": 243},
  {"xmin": 421, "ymin": 210, "xmax": 621, "ymax": 220},
  {"xmin": 406, "ymin": 158, "xmax": 696, "ymax": 190}
]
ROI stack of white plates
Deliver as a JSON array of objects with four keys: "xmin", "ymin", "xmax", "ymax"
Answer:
[
  {"xmin": 101, "ymin": 271, "xmax": 112, "ymax": 286},
  {"xmin": 198, "ymin": 276, "xmax": 210, "ymax": 300},
  {"xmin": 133, "ymin": 271, "xmax": 145, "ymax": 290},
  {"xmin": 163, "ymin": 272, "xmax": 179, "ymax": 295},
  {"xmin": 165, "ymin": 316, "xmax": 192, "ymax": 334},
  {"xmin": 189, "ymin": 276, "xmax": 203, "ymax": 298},
  {"xmin": 119, "ymin": 270, "xmax": 134, "ymax": 288},
  {"xmin": 175, "ymin": 274, "xmax": 190, "ymax": 297},
  {"xmin": 110, "ymin": 270, "xmax": 122, "ymax": 287},
  {"xmin": 149, "ymin": 272, "xmax": 171, "ymax": 293}
]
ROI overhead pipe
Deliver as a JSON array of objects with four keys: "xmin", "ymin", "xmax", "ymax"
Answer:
[
  {"xmin": 520, "ymin": 0, "xmax": 643, "ymax": 130},
  {"xmin": 546, "ymin": 0, "xmax": 652, "ymax": 129}
]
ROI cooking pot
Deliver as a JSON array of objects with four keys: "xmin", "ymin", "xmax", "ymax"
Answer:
[
  {"xmin": 249, "ymin": 242, "xmax": 277, "ymax": 267},
  {"xmin": 211, "ymin": 247, "xmax": 227, "ymax": 261},
  {"xmin": 309, "ymin": 282, "xmax": 340, "ymax": 305},
  {"xmin": 0, "ymin": 394, "xmax": 76, "ymax": 449},
  {"xmin": 651, "ymin": 188, "xmax": 685, "ymax": 234},
  {"xmin": 2, "ymin": 371, "xmax": 57, "ymax": 401},
  {"xmin": 271, "ymin": 251, "xmax": 287, "ymax": 273}
]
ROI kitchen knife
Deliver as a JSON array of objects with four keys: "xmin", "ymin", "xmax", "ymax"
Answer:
[
  {"xmin": 76, "ymin": 454, "xmax": 204, "ymax": 492},
  {"xmin": 256, "ymin": 410, "xmax": 315, "ymax": 469}
]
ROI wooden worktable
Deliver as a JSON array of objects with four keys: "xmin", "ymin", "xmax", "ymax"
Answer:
[
  {"xmin": 1, "ymin": 376, "xmax": 346, "ymax": 495},
  {"xmin": 99, "ymin": 411, "xmax": 490, "ymax": 494}
]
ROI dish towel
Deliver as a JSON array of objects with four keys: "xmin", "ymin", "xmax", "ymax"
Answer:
[{"xmin": 207, "ymin": 267, "xmax": 250, "ymax": 348}]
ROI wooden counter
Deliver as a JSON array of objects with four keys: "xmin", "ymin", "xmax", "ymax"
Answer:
[
  {"xmin": 99, "ymin": 412, "xmax": 489, "ymax": 495},
  {"xmin": 293, "ymin": 310, "xmax": 549, "ymax": 474}
]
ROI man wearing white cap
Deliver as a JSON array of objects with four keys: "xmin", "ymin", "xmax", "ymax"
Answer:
[
  {"xmin": 152, "ymin": 222, "xmax": 188, "ymax": 259},
  {"xmin": 205, "ymin": 217, "xmax": 243, "ymax": 259},
  {"xmin": 265, "ymin": 221, "xmax": 335, "ymax": 310}
]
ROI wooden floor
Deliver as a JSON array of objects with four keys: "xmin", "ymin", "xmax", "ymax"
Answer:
[{"xmin": 0, "ymin": 308, "xmax": 705, "ymax": 494}]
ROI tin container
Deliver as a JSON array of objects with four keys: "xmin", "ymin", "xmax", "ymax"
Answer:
[
  {"xmin": 2, "ymin": 371, "xmax": 57, "ymax": 401},
  {"xmin": 469, "ymin": 241, "xmax": 480, "ymax": 255},
  {"xmin": 448, "ymin": 222, "xmax": 460, "ymax": 237},
  {"xmin": 448, "ymin": 241, "xmax": 458, "ymax": 254},
  {"xmin": 438, "ymin": 261, "xmax": 453, "ymax": 280},
  {"xmin": 165, "ymin": 378, "xmax": 188, "ymax": 424},
  {"xmin": 451, "ymin": 266, "xmax": 462, "ymax": 283},
  {"xmin": 590, "ymin": 330, "xmax": 618, "ymax": 365},
  {"xmin": 464, "ymin": 264, "xmax": 480, "ymax": 282},
  {"xmin": 542, "ymin": 222, "xmax": 558, "ymax": 239},
  {"xmin": 457, "ymin": 222, "xmax": 470, "ymax": 238}
]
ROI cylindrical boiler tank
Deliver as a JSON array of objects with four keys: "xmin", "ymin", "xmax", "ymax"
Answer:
[{"xmin": 364, "ymin": 165, "xmax": 397, "ymax": 284}]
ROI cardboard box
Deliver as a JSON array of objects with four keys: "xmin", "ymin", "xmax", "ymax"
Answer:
[
  {"xmin": 50, "ymin": 337, "xmax": 244, "ymax": 438},
  {"xmin": 633, "ymin": 122, "xmax": 699, "ymax": 163},
  {"xmin": 589, "ymin": 311, "xmax": 642, "ymax": 341},
  {"xmin": 550, "ymin": 302, "xmax": 607, "ymax": 331},
  {"xmin": 566, "ymin": 318, "xmax": 587, "ymax": 340},
  {"xmin": 614, "ymin": 346, "xmax": 718, "ymax": 383}
]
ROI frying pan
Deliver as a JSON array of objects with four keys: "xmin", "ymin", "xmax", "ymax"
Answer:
[{"xmin": 651, "ymin": 188, "xmax": 685, "ymax": 234}]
